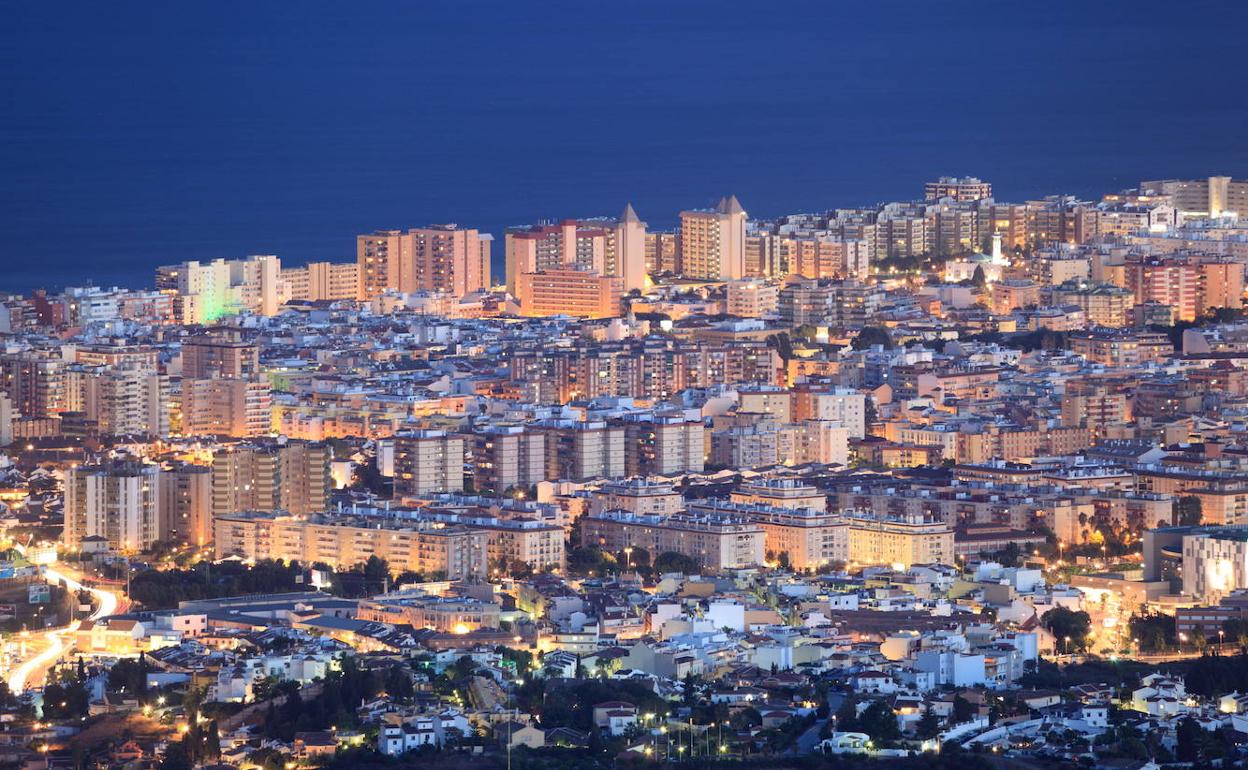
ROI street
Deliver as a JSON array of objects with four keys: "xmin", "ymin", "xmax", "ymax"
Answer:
[{"xmin": 7, "ymin": 561, "xmax": 127, "ymax": 693}]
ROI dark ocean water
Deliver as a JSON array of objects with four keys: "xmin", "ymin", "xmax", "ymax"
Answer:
[{"xmin": 2, "ymin": 0, "xmax": 1248, "ymax": 293}]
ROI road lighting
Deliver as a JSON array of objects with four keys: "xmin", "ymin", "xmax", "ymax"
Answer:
[{"xmin": 624, "ymin": 547, "xmax": 633, "ymax": 571}]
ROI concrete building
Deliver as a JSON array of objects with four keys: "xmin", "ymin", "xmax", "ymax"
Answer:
[
  {"xmin": 65, "ymin": 460, "xmax": 162, "ymax": 552},
  {"xmin": 180, "ymin": 378, "xmax": 272, "ymax": 438},
  {"xmin": 1140, "ymin": 176, "xmax": 1248, "ymax": 218},
  {"xmin": 155, "ymin": 256, "xmax": 282, "ymax": 322},
  {"xmin": 688, "ymin": 500, "xmax": 847, "ymax": 571},
  {"xmin": 532, "ymin": 420, "xmax": 625, "ymax": 481},
  {"xmin": 468, "ymin": 424, "xmax": 546, "ymax": 493},
  {"xmin": 678, "ymin": 196, "xmax": 748, "ymax": 280},
  {"xmin": 580, "ymin": 509, "xmax": 765, "ymax": 571},
  {"xmin": 0, "ymin": 352, "xmax": 67, "ymax": 418},
  {"xmin": 925, "ymin": 176, "xmax": 993, "ymax": 203},
  {"xmin": 214, "ymin": 512, "xmax": 489, "ymax": 580},
  {"xmin": 279, "ymin": 261, "xmax": 361, "ymax": 302},
  {"xmin": 589, "ymin": 480, "xmax": 684, "ymax": 517},
  {"xmin": 846, "ymin": 512, "xmax": 954, "ymax": 569},
  {"xmin": 160, "ymin": 464, "xmax": 212, "ymax": 546},
  {"xmin": 516, "ymin": 269, "xmax": 622, "ymax": 319},
  {"xmin": 393, "ymin": 430, "xmax": 466, "ymax": 497},
  {"xmin": 1179, "ymin": 526, "xmax": 1248, "ymax": 603},
  {"xmin": 211, "ymin": 440, "xmax": 331, "ymax": 518},
  {"xmin": 619, "ymin": 414, "xmax": 705, "ymax": 477}
]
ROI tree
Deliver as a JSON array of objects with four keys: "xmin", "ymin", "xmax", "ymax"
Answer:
[
  {"xmin": 654, "ymin": 551, "xmax": 699, "ymax": 575},
  {"xmin": 362, "ymin": 555, "xmax": 390, "ymax": 589},
  {"xmin": 916, "ymin": 706, "xmax": 941, "ymax": 739},
  {"xmin": 851, "ymin": 326, "xmax": 891, "ymax": 351},
  {"xmin": 1176, "ymin": 716, "xmax": 1202, "ymax": 762},
  {"xmin": 1176, "ymin": 495, "xmax": 1203, "ymax": 526},
  {"xmin": 567, "ymin": 546, "xmax": 612, "ymax": 576},
  {"xmin": 1130, "ymin": 613, "xmax": 1176, "ymax": 652},
  {"xmin": 952, "ymin": 695, "xmax": 976, "ymax": 724},
  {"xmin": 971, "ymin": 265, "xmax": 987, "ymax": 288},
  {"xmin": 845, "ymin": 700, "xmax": 902, "ymax": 745},
  {"xmin": 1042, "ymin": 606, "xmax": 1092, "ymax": 651}
]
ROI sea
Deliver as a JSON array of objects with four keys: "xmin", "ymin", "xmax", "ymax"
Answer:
[{"xmin": 2, "ymin": 0, "xmax": 1247, "ymax": 293}]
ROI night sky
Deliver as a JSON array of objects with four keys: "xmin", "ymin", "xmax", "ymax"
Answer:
[{"xmin": 3, "ymin": 0, "xmax": 1247, "ymax": 291}]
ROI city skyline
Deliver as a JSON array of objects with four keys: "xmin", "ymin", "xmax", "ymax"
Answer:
[{"xmin": 5, "ymin": 1, "xmax": 1248, "ymax": 290}]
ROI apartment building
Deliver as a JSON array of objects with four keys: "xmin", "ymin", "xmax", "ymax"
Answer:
[
  {"xmin": 64, "ymin": 461, "xmax": 162, "ymax": 551},
  {"xmin": 589, "ymin": 480, "xmax": 685, "ymax": 517},
  {"xmin": 180, "ymin": 378, "xmax": 272, "ymax": 438},
  {"xmin": 0, "ymin": 352, "xmax": 67, "ymax": 418},
  {"xmin": 619, "ymin": 414, "xmax": 705, "ymax": 477},
  {"xmin": 1140, "ymin": 176, "xmax": 1248, "ymax": 218},
  {"xmin": 65, "ymin": 365, "xmax": 169, "ymax": 437},
  {"xmin": 731, "ymin": 479, "xmax": 827, "ymax": 511},
  {"xmin": 688, "ymin": 500, "xmax": 847, "ymax": 571},
  {"xmin": 925, "ymin": 176, "xmax": 993, "ymax": 203},
  {"xmin": 678, "ymin": 196, "xmax": 747, "ymax": 280},
  {"xmin": 159, "ymin": 464, "xmax": 212, "ymax": 547},
  {"xmin": 515, "ymin": 268, "xmax": 622, "ymax": 319},
  {"xmin": 580, "ymin": 509, "xmax": 765, "ymax": 571},
  {"xmin": 155, "ymin": 256, "xmax": 282, "ymax": 322},
  {"xmin": 846, "ymin": 512, "xmax": 954, "ymax": 569},
  {"xmin": 531, "ymin": 420, "xmax": 625, "ymax": 481},
  {"xmin": 213, "ymin": 512, "xmax": 488, "ymax": 580},
  {"xmin": 279, "ymin": 261, "xmax": 361, "ymax": 303},
  {"xmin": 211, "ymin": 440, "xmax": 331, "ymax": 518},
  {"xmin": 393, "ymin": 430, "xmax": 466, "ymax": 497},
  {"xmin": 467, "ymin": 424, "xmax": 546, "ymax": 493}
]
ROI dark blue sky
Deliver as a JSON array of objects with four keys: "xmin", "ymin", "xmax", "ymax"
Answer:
[{"xmin": 2, "ymin": 0, "xmax": 1247, "ymax": 291}]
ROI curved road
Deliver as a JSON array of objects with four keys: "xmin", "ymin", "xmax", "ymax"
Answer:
[{"xmin": 7, "ymin": 563, "xmax": 123, "ymax": 693}]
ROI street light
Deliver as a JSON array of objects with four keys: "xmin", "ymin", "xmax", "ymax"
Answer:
[{"xmin": 624, "ymin": 547, "xmax": 633, "ymax": 571}]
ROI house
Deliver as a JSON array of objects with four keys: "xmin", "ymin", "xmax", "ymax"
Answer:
[
  {"xmin": 293, "ymin": 731, "xmax": 338, "ymax": 760},
  {"xmin": 378, "ymin": 713, "xmax": 446, "ymax": 755},
  {"xmin": 508, "ymin": 722, "xmax": 546, "ymax": 749},
  {"xmin": 819, "ymin": 732, "xmax": 873, "ymax": 755},
  {"xmin": 850, "ymin": 671, "xmax": 896, "ymax": 694},
  {"xmin": 592, "ymin": 701, "xmax": 639, "ymax": 736}
]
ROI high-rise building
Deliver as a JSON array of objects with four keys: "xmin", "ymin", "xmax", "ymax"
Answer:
[
  {"xmin": 64, "ymin": 460, "xmax": 162, "ymax": 552},
  {"xmin": 505, "ymin": 221, "xmax": 606, "ymax": 293},
  {"xmin": 181, "ymin": 330, "xmax": 260, "ymax": 380},
  {"xmin": 531, "ymin": 420, "xmax": 625, "ymax": 481},
  {"xmin": 407, "ymin": 225, "xmax": 492, "ymax": 297},
  {"xmin": 211, "ymin": 440, "xmax": 331, "ymax": 518},
  {"xmin": 356, "ymin": 229, "xmax": 403, "ymax": 299},
  {"xmin": 0, "ymin": 353, "xmax": 66, "ymax": 418},
  {"xmin": 155, "ymin": 256, "xmax": 282, "ymax": 323},
  {"xmin": 279, "ymin": 261, "xmax": 361, "ymax": 303},
  {"xmin": 1124, "ymin": 253, "xmax": 1244, "ymax": 322},
  {"xmin": 924, "ymin": 176, "xmax": 993, "ymax": 202},
  {"xmin": 505, "ymin": 207, "xmax": 646, "ymax": 295},
  {"xmin": 66, "ymin": 366, "xmax": 169, "ymax": 437},
  {"xmin": 393, "ymin": 430, "xmax": 465, "ymax": 497},
  {"xmin": 160, "ymin": 464, "xmax": 212, "ymax": 546},
  {"xmin": 515, "ymin": 269, "xmax": 622, "ymax": 318},
  {"xmin": 1140, "ymin": 176, "xmax": 1248, "ymax": 218},
  {"xmin": 180, "ymin": 378, "xmax": 272, "ymax": 438},
  {"xmin": 468, "ymin": 425, "xmax": 546, "ymax": 494},
  {"xmin": 678, "ymin": 196, "xmax": 747, "ymax": 280},
  {"xmin": 645, "ymin": 231, "xmax": 679, "ymax": 275},
  {"xmin": 619, "ymin": 414, "xmax": 705, "ymax": 477}
]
